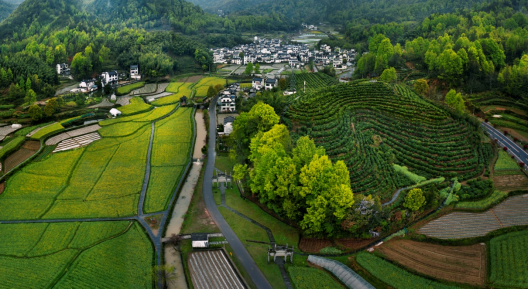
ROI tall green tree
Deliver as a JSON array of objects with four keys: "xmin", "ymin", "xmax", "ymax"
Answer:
[
  {"xmin": 244, "ymin": 63, "xmax": 254, "ymax": 75},
  {"xmin": 404, "ymin": 188, "xmax": 426, "ymax": 211},
  {"xmin": 445, "ymin": 89, "xmax": 465, "ymax": 114},
  {"xmin": 254, "ymin": 63, "xmax": 261, "ymax": 74},
  {"xmin": 379, "ymin": 67, "xmax": 397, "ymax": 82},
  {"xmin": 28, "ymin": 104, "xmax": 42, "ymax": 121}
]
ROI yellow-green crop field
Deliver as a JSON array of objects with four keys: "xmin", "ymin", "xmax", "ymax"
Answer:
[
  {"xmin": 0, "ymin": 221, "xmax": 153, "ymax": 288},
  {"xmin": 144, "ymin": 107, "xmax": 193, "ymax": 213},
  {"xmin": 193, "ymin": 77, "xmax": 232, "ymax": 97},
  {"xmin": 118, "ymin": 96, "xmax": 153, "ymax": 115},
  {"xmin": 31, "ymin": 122, "xmax": 65, "ymax": 140},
  {"xmin": 116, "ymin": 82, "xmax": 145, "ymax": 95},
  {"xmin": 153, "ymin": 82, "xmax": 193, "ymax": 106},
  {"xmin": 0, "ymin": 105, "xmax": 192, "ymax": 288}
]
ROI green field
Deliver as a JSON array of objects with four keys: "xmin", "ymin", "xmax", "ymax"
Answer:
[
  {"xmin": 152, "ymin": 82, "xmax": 193, "ymax": 106},
  {"xmin": 455, "ymin": 190, "xmax": 508, "ymax": 210},
  {"xmin": 193, "ymin": 77, "xmax": 231, "ymax": 97},
  {"xmin": 99, "ymin": 104, "xmax": 177, "ymax": 126},
  {"xmin": 490, "ymin": 230, "xmax": 528, "ymax": 288},
  {"xmin": 30, "ymin": 122, "xmax": 65, "ymax": 140},
  {"xmin": 144, "ymin": 107, "xmax": 194, "ymax": 213},
  {"xmin": 288, "ymin": 267, "xmax": 344, "ymax": 289},
  {"xmin": 0, "ymin": 136, "xmax": 25, "ymax": 159},
  {"xmin": 118, "ymin": 96, "xmax": 152, "ymax": 115},
  {"xmin": 356, "ymin": 252, "xmax": 454, "ymax": 289},
  {"xmin": 0, "ymin": 221, "xmax": 153, "ymax": 288},
  {"xmin": 494, "ymin": 150, "xmax": 521, "ymax": 173},
  {"xmin": 116, "ymin": 82, "xmax": 145, "ymax": 95}
]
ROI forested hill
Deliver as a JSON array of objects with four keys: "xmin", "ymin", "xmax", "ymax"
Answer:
[
  {"xmin": 229, "ymin": 0, "xmax": 488, "ymax": 25},
  {"xmin": 186, "ymin": 0, "xmax": 268, "ymax": 14},
  {"xmin": 0, "ymin": 0, "xmax": 17, "ymax": 22}
]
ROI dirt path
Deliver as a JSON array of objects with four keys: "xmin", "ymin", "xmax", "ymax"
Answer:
[
  {"xmin": 164, "ymin": 111, "xmax": 207, "ymax": 288},
  {"xmin": 193, "ymin": 110, "xmax": 206, "ymax": 159}
]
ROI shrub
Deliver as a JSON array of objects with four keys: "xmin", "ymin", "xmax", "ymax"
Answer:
[{"xmin": 318, "ymin": 247, "xmax": 343, "ymax": 255}]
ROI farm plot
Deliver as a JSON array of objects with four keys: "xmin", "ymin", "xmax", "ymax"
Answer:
[
  {"xmin": 193, "ymin": 77, "xmax": 232, "ymax": 97},
  {"xmin": 377, "ymin": 239, "xmax": 486, "ymax": 286},
  {"xmin": 285, "ymin": 82, "xmax": 492, "ymax": 200},
  {"xmin": 356, "ymin": 252, "xmax": 455, "ymax": 289},
  {"xmin": 494, "ymin": 150, "xmax": 522, "ymax": 175},
  {"xmin": 288, "ymin": 267, "xmax": 344, "ymax": 289},
  {"xmin": 45, "ymin": 124, "xmax": 101, "ymax": 145},
  {"xmin": 118, "ymin": 97, "xmax": 152, "ymax": 115},
  {"xmin": 53, "ymin": 133, "xmax": 102, "ymax": 152},
  {"xmin": 188, "ymin": 250, "xmax": 246, "ymax": 289},
  {"xmin": 144, "ymin": 107, "xmax": 193, "ymax": 213},
  {"xmin": 116, "ymin": 96, "xmax": 133, "ymax": 106},
  {"xmin": 100, "ymin": 104, "xmax": 177, "ymax": 126},
  {"xmin": 0, "ymin": 221, "xmax": 153, "ymax": 288},
  {"xmin": 419, "ymin": 194, "xmax": 528, "ymax": 239},
  {"xmin": 3, "ymin": 141, "xmax": 40, "ymax": 172},
  {"xmin": 116, "ymin": 82, "xmax": 145, "ymax": 95},
  {"xmin": 295, "ymin": 73, "xmax": 338, "ymax": 93},
  {"xmin": 0, "ymin": 125, "xmax": 21, "ymax": 141},
  {"xmin": 489, "ymin": 230, "xmax": 528, "ymax": 288},
  {"xmin": 30, "ymin": 122, "xmax": 65, "ymax": 140},
  {"xmin": 153, "ymin": 82, "xmax": 193, "ymax": 106},
  {"xmin": 129, "ymin": 83, "xmax": 156, "ymax": 95},
  {"xmin": 0, "ymin": 136, "xmax": 25, "ymax": 159}
]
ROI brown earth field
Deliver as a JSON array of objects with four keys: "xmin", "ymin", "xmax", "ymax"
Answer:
[
  {"xmin": 299, "ymin": 237, "xmax": 332, "ymax": 253},
  {"xmin": 3, "ymin": 142, "xmax": 39, "ymax": 172},
  {"xmin": 376, "ymin": 239, "xmax": 486, "ymax": 286},
  {"xmin": 183, "ymin": 75, "xmax": 203, "ymax": 83},
  {"xmin": 493, "ymin": 173, "xmax": 528, "ymax": 191}
]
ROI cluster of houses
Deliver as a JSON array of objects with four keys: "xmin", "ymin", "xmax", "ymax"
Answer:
[
  {"xmin": 64, "ymin": 65, "xmax": 141, "ymax": 94},
  {"xmin": 211, "ymin": 38, "xmax": 357, "ymax": 70},
  {"xmin": 301, "ymin": 23, "xmax": 318, "ymax": 30}
]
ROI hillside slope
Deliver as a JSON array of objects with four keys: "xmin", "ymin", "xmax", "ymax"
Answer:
[
  {"xmin": 285, "ymin": 82, "xmax": 492, "ymax": 200},
  {"xmin": 0, "ymin": 0, "xmax": 17, "ymax": 23}
]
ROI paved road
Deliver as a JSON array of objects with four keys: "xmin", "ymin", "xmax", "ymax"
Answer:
[
  {"xmin": 482, "ymin": 122, "xmax": 528, "ymax": 170},
  {"xmin": 203, "ymin": 96, "xmax": 272, "ymax": 289}
]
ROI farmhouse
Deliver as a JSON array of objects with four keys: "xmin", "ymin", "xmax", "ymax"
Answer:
[
  {"xmin": 101, "ymin": 71, "xmax": 118, "ymax": 85},
  {"xmin": 265, "ymin": 78, "xmax": 277, "ymax": 90},
  {"xmin": 218, "ymin": 96, "xmax": 236, "ymax": 113},
  {"xmin": 130, "ymin": 65, "xmax": 141, "ymax": 80},
  {"xmin": 191, "ymin": 233, "xmax": 209, "ymax": 248},
  {"xmin": 56, "ymin": 63, "xmax": 71, "ymax": 75},
  {"xmin": 252, "ymin": 78, "xmax": 264, "ymax": 90}
]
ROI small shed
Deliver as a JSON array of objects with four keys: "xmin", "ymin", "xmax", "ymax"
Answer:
[
  {"xmin": 191, "ymin": 233, "xmax": 209, "ymax": 248},
  {"xmin": 109, "ymin": 108, "xmax": 122, "ymax": 117}
]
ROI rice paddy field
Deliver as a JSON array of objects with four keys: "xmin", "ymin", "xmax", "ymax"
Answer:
[
  {"xmin": 193, "ymin": 77, "xmax": 233, "ymax": 97},
  {"xmin": 0, "ymin": 104, "xmax": 194, "ymax": 288},
  {"xmin": 152, "ymin": 82, "xmax": 193, "ymax": 106},
  {"xmin": 118, "ymin": 97, "xmax": 153, "ymax": 115},
  {"xmin": 116, "ymin": 82, "xmax": 145, "ymax": 95}
]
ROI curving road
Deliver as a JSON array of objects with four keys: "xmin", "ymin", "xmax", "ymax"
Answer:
[
  {"xmin": 482, "ymin": 122, "xmax": 528, "ymax": 170},
  {"xmin": 203, "ymin": 96, "xmax": 272, "ymax": 289}
]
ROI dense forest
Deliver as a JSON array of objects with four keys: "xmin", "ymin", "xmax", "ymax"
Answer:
[
  {"xmin": 0, "ymin": 0, "xmax": 16, "ymax": 22},
  {"xmin": 186, "ymin": 0, "xmax": 269, "ymax": 15},
  {"xmin": 351, "ymin": 0, "xmax": 528, "ymax": 103}
]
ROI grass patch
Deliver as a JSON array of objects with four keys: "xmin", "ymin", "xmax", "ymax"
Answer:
[
  {"xmin": 30, "ymin": 123, "xmax": 65, "ymax": 140},
  {"xmin": 288, "ymin": 267, "xmax": 344, "ymax": 289},
  {"xmin": 495, "ymin": 150, "xmax": 521, "ymax": 172},
  {"xmin": 116, "ymin": 82, "xmax": 145, "ymax": 96},
  {"xmin": 215, "ymin": 153, "xmax": 236, "ymax": 173},
  {"xmin": 455, "ymin": 191, "xmax": 508, "ymax": 211},
  {"xmin": 393, "ymin": 164, "xmax": 426, "ymax": 183},
  {"xmin": 15, "ymin": 122, "xmax": 55, "ymax": 137},
  {"xmin": 118, "ymin": 97, "xmax": 152, "ymax": 116},
  {"xmin": 0, "ymin": 136, "xmax": 25, "ymax": 159}
]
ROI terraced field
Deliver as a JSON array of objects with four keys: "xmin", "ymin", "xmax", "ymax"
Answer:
[
  {"xmin": 0, "ymin": 104, "xmax": 194, "ymax": 288},
  {"xmin": 295, "ymin": 72, "xmax": 339, "ymax": 93},
  {"xmin": 377, "ymin": 239, "xmax": 486, "ymax": 286},
  {"xmin": 489, "ymin": 230, "xmax": 528, "ymax": 288},
  {"xmin": 0, "ymin": 221, "xmax": 153, "ymax": 288},
  {"xmin": 193, "ymin": 77, "xmax": 233, "ymax": 97},
  {"xmin": 419, "ymin": 194, "xmax": 528, "ymax": 239},
  {"xmin": 152, "ymin": 82, "xmax": 193, "ymax": 106},
  {"xmin": 285, "ymin": 82, "xmax": 493, "ymax": 200}
]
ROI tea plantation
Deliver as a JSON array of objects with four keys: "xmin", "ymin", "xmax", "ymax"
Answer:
[{"xmin": 284, "ymin": 82, "xmax": 493, "ymax": 200}]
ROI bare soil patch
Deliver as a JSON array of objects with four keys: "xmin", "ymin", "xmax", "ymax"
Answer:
[
  {"xmin": 299, "ymin": 237, "xmax": 332, "ymax": 253},
  {"xmin": 508, "ymin": 128, "xmax": 528, "ymax": 143},
  {"xmin": 376, "ymin": 239, "xmax": 486, "ymax": 286},
  {"xmin": 493, "ymin": 174, "xmax": 528, "ymax": 191},
  {"xmin": 4, "ymin": 148, "xmax": 37, "ymax": 172},
  {"xmin": 184, "ymin": 75, "xmax": 203, "ymax": 83},
  {"xmin": 334, "ymin": 237, "xmax": 377, "ymax": 251},
  {"xmin": 22, "ymin": 141, "xmax": 40, "ymax": 151}
]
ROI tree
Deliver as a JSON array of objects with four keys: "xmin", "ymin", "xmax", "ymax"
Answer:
[
  {"xmin": 207, "ymin": 85, "xmax": 216, "ymax": 98},
  {"xmin": 0, "ymin": 68, "xmax": 6, "ymax": 88},
  {"xmin": 379, "ymin": 67, "xmax": 397, "ymax": 82},
  {"xmin": 24, "ymin": 89, "xmax": 37, "ymax": 105},
  {"xmin": 44, "ymin": 98, "xmax": 59, "ymax": 117},
  {"xmin": 445, "ymin": 89, "xmax": 465, "ymax": 114},
  {"xmin": 278, "ymin": 78, "xmax": 287, "ymax": 90},
  {"xmin": 214, "ymin": 84, "xmax": 224, "ymax": 94},
  {"xmin": 414, "ymin": 79, "xmax": 429, "ymax": 95},
  {"xmin": 26, "ymin": 77, "xmax": 32, "ymax": 92},
  {"xmin": 244, "ymin": 63, "xmax": 254, "ymax": 75},
  {"xmin": 254, "ymin": 63, "xmax": 261, "ymax": 74},
  {"xmin": 403, "ymin": 188, "xmax": 426, "ymax": 211},
  {"xmin": 28, "ymin": 104, "xmax": 42, "ymax": 121},
  {"xmin": 104, "ymin": 84, "xmax": 112, "ymax": 95},
  {"xmin": 71, "ymin": 52, "xmax": 92, "ymax": 80}
]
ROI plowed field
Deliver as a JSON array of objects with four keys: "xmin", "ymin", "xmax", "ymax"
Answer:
[
  {"xmin": 188, "ymin": 250, "xmax": 246, "ymax": 289},
  {"xmin": 377, "ymin": 240, "xmax": 486, "ymax": 286}
]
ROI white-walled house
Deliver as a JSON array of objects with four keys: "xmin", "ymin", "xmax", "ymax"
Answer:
[
  {"xmin": 265, "ymin": 78, "xmax": 277, "ymax": 90},
  {"xmin": 130, "ymin": 65, "xmax": 141, "ymax": 80},
  {"xmin": 102, "ymin": 71, "xmax": 118, "ymax": 85},
  {"xmin": 56, "ymin": 63, "xmax": 70, "ymax": 75},
  {"xmin": 79, "ymin": 79, "xmax": 95, "ymax": 89},
  {"xmin": 252, "ymin": 78, "xmax": 264, "ymax": 90}
]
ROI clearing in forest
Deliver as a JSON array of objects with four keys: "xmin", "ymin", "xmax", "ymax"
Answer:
[{"xmin": 377, "ymin": 239, "xmax": 486, "ymax": 286}]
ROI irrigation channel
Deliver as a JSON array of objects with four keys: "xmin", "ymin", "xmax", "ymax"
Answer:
[{"xmin": 0, "ymin": 105, "xmax": 197, "ymax": 289}]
